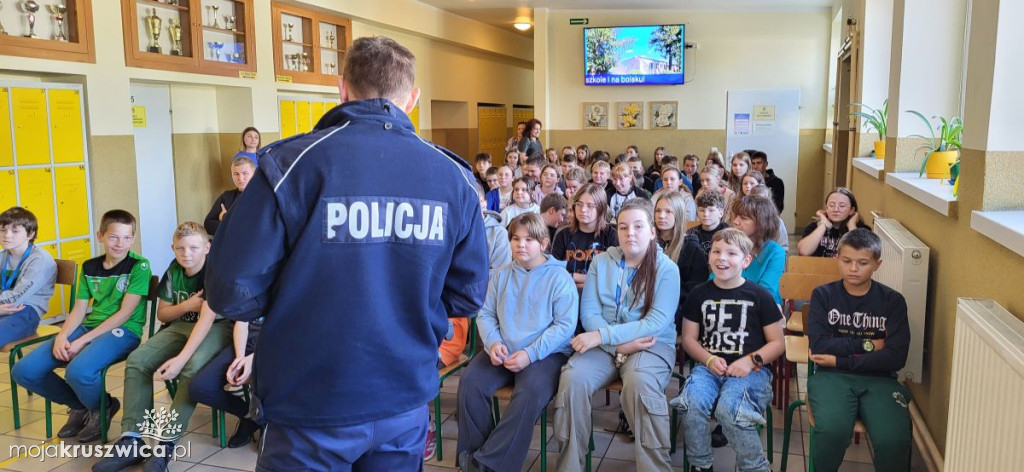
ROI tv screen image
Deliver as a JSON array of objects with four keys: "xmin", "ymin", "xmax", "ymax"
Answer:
[{"xmin": 584, "ymin": 24, "xmax": 685, "ymax": 86}]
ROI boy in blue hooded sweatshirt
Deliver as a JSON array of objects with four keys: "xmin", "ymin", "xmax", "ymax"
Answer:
[
  {"xmin": 457, "ymin": 213, "xmax": 578, "ymax": 472},
  {"xmin": 554, "ymin": 198, "xmax": 681, "ymax": 472}
]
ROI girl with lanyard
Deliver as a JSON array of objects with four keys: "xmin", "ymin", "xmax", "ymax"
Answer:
[
  {"xmin": 553, "ymin": 198, "xmax": 681, "ymax": 472},
  {"xmin": 0, "ymin": 207, "xmax": 58, "ymax": 347}
]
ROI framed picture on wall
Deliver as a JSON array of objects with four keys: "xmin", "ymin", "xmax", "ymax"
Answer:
[
  {"xmin": 617, "ymin": 101, "xmax": 644, "ymax": 129},
  {"xmin": 650, "ymin": 101, "xmax": 678, "ymax": 129},
  {"xmin": 582, "ymin": 102, "xmax": 609, "ymax": 129}
]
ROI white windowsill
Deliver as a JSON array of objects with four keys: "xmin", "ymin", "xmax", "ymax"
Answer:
[
  {"xmin": 971, "ymin": 211, "xmax": 1024, "ymax": 259},
  {"xmin": 886, "ymin": 172, "xmax": 957, "ymax": 216},
  {"xmin": 852, "ymin": 157, "xmax": 884, "ymax": 180},
  {"xmin": 823, "ymin": 143, "xmax": 833, "ymax": 154}
]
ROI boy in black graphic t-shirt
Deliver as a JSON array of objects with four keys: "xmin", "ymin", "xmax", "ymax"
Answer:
[
  {"xmin": 671, "ymin": 228, "xmax": 784, "ymax": 472},
  {"xmin": 806, "ymin": 229, "xmax": 911, "ymax": 472}
]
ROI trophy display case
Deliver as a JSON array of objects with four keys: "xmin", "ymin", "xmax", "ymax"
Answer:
[
  {"xmin": 0, "ymin": 0, "xmax": 96, "ymax": 62},
  {"xmin": 271, "ymin": 2, "xmax": 350, "ymax": 86},
  {"xmin": 120, "ymin": 0, "xmax": 255, "ymax": 77}
]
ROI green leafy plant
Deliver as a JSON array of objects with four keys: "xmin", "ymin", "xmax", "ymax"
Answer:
[
  {"xmin": 851, "ymin": 99, "xmax": 888, "ymax": 139},
  {"xmin": 906, "ymin": 110, "xmax": 963, "ymax": 177}
]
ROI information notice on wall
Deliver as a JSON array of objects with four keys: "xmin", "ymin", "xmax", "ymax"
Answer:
[{"xmin": 132, "ymin": 106, "xmax": 147, "ymax": 128}]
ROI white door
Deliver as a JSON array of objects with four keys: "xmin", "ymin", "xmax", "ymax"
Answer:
[
  {"xmin": 726, "ymin": 88, "xmax": 801, "ymax": 230},
  {"xmin": 130, "ymin": 84, "xmax": 177, "ymax": 274}
]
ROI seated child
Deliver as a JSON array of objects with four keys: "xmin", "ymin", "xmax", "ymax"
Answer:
[
  {"xmin": 0, "ymin": 207, "xmax": 57, "ymax": 347},
  {"xmin": 485, "ymin": 165, "xmax": 515, "ymax": 212},
  {"xmin": 797, "ymin": 187, "xmax": 870, "ymax": 258},
  {"xmin": 696, "ymin": 165, "xmax": 736, "ymax": 214},
  {"xmin": 590, "ymin": 160, "xmax": 611, "ymax": 191},
  {"xmin": 728, "ymin": 196, "xmax": 786, "ymax": 305},
  {"xmin": 457, "ymin": 213, "xmax": 577, "ymax": 472},
  {"xmin": 560, "ymin": 153, "xmax": 578, "ymax": 177},
  {"xmin": 505, "ymin": 150, "xmax": 523, "ymax": 178},
  {"xmin": 12, "ymin": 210, "xmax": 151, "ymax": 443},
  {"xmin": 538, "ymin": 164, "xmax": 563, "ymax": 200},
  {"xmin": 550, "ymin": 183, "xmax": 618, "ymax": 292},
  {"xmin": 474, "ymin": 152, "xmax": 493, "ymax": 190},
  {"xmin": 627, "ymin": 156, "xmax": 656, "ymax": 194},
  {"xmin": 539, "ymin": 193, "xmax": 568, "ymax": 243},
  {"xmin": 606, "ymin": 163, "xmax": 652, "ymax": 218},
  {"xmin": 807, "ymin": 229, "xmax": 911, "ymax": 472},
  {"xmin": 500, "ymin": 177, "xmax": 540, "ymax": 226},
  {"xmin": 673, "ymin": 228, "xmax": 785, "ymax": 472},
  {"xmin": 93, "ymin": 222, "xmax": 232, "ymax": 471},
  {"xmin": 204, "ymin": 155, "xmax": 256, "ymax": 236},
  {"xmin": 750, "ymin": 151, "xmax": 784, "ymax": 213},
  {"xmin": 653, "ymin": 167, "xmax": 696, "ymax": 221},
  {"xmin": 485, "ymin": 167, "xmax": 500, "ymax": 191},
  {"xmin": 562, "ymin": 167, "xmax": 587, "ymax": 201},
  {"xmin": 688, "ymin": 191, "xmax": 729, "ymax": 255},
  {"xmin": 682, "ymin": 154, "xmax": 702, "ymax": 195}
]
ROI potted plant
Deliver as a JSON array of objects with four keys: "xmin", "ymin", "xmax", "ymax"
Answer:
[
  {"xmin": 851, "ymin": 99, "xmax": 887, "ymax": 158},
  {"xmin": 906, "ymin": 111, "xmax": 962, "ymax": 180}
]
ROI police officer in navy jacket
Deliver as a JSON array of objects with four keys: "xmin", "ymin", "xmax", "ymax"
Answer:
[{"xmin": 206, "ymin": 36, "xmax": 489, "ymax": 471}]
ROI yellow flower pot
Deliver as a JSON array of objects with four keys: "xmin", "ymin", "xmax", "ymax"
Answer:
[
  {"xmin": 874, "ymin": 140, "xmax": 885, "ymax": 159},
  {"xmin": 925, "ymin": 150, "xmax": 958, "ymax": 179}
]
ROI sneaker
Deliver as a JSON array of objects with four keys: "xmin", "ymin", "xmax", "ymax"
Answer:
[
  {"xmin": 58, "ymin": 408, "xmax": 90, "ymax": 438},
  {"xmin": 142, "ymin": 442, "xmax": 174, "ymax": 472},
  {"xmin": 91, "ymin": 436, "xmax": 144, "ymax": 472},
  {"xmin": 710, "ymin": 424, "xmax": 728, "ymax": 448},
  {"xmin": 690, "ymin": 466, "xmax": 714, "ymax": 472},
  {"xmin": 78, "ymin": 396, "xmax": 120, "ymax": 443},
  {"xmin": 423, "ymin": 421, "xmax": 437, "ymax": 461},
  {"xmin": 227, "ymin": 418, "xmax": 262, "ymax": 448}
]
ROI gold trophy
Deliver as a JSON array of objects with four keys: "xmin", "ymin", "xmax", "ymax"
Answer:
[
  {"xmin": 46, "ymin": 3, "xmax": 67, "ymax": 41},
  {"xmin": 144, "ymin": 8, "xmax": 162, "ymax": 53},
  {"xmin": 167, "ymin": 18, "xmax": 182, "ymax": 55}
]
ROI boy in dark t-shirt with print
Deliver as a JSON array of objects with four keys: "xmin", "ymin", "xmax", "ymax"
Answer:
[
  {"xmin": 671, "ymin": 228, "xmax": 784, "ymax": 472},
  {"xmin": 94, "ymin": 222, "xmax": 234, "ymax": 472},
  {"xmin": 806, "ymin": 229, "xmax": 911, "ymax": 472}
]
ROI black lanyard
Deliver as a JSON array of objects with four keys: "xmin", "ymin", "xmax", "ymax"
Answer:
[{"xmin": 1, "ymin": 245, "xmax": 33, "ymax": 291}]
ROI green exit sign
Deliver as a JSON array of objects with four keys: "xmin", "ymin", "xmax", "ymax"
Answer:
[{"xmin": 569, "ymin": 18, "xmax": 589, "ymax": 25}]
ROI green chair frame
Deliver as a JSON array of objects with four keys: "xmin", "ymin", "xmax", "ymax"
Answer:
[
  {"xmin": 434, "ymin": 317, "xmax": 477, "ymax": 462},
  {"xmin": 490, "ymin": 386, "xmax": 548, "ymax": 471},
  {"xmin": 8, "ymin": 259, "xmax": 78, "ymax": 436}
]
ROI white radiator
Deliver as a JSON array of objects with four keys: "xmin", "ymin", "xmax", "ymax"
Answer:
[
  {"xmin": 945, "ymin": 298, "xmax": 1024, "ymax": 471},
  {"xmin": 872, "ymin": 217, "xmax": 929, "ymax": 383}
]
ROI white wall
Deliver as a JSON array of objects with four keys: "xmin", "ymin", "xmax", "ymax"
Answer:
[
  {"xmin": 861, "ymin": 0, "xmax": 894, "ymax": 112},
  {"xmin": 543, "ymin": 9, "xmax": 831, "ymax": 130}
]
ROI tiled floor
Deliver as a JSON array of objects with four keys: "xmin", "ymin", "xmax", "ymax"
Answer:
[{"xmin": 0, "ymin": 353, "xmax": 884, "ymax": 472}]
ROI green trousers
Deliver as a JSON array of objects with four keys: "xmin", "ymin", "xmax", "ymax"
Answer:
[
  {"xmin": 807, "ymin": 371, "xmax": 912, "ymax": 472},
  {"xmin": 120, "ymin": 320, "xmax": 233, "ymax": 439}
]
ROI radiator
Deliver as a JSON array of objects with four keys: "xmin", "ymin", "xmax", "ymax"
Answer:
[
  {"xmin": 945, "ymin": 298, "xmax": 1024, "ymax": 471},
  {"xmin": 872, "ymin": 217, "xmax": 929, "ymax": 383}
]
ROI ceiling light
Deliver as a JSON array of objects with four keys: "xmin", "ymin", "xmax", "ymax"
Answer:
[{"xmin": 514, "ymin": 22, "xmax": 532, "ymax": 31}]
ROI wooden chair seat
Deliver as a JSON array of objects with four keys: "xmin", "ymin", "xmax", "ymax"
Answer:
[
  {"xmin": 805, "ymin": 400, "xmax": 867, "ymax": 433},
  {"xmin": 2, "ymin": 324, "xmax": 61, "ymax": 352},
  {"xmin": 786, "ymin": 305, "xmax": 809, "ymax": 333},
  {"xmin": 787, "ymin": 256, "xmax": 841, "ymax": 278},
  {"xmin": 439, "ymin": 354, "xmax": 470, "ymax": 377}
]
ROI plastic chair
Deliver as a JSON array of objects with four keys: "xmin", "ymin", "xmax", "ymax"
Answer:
[
  {"xmin": 5, "ymin": 258, "xmax": 77, "ymax": 435},
  {"xmin": 434, "ymin": 317, "xmax": 477, "ymax": 462}
]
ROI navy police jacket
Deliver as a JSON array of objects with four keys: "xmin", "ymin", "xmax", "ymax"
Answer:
[{"xmin": 206, "ymin": 98, "xmax": 489, "ymax": 427}]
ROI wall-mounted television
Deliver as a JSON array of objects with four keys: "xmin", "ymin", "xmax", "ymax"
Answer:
[{"xmin": 584, "ymin": 24, "xmax": 685, "ymax": 86}]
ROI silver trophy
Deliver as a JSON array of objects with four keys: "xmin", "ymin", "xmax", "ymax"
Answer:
[
  {"xmin": 284, "ymin": 23, "xmax": 293, "ymax": 42},
  {"xmin": 21, "ymin": 0, "xmax": 40, "ymax": 38},
  {"xmin": 211, "ymin": 5, "xmax": 220, "ymax": 28},
  {"xmin": 46, "ymin": 3, "xmax": 67, "ymax": 41}
]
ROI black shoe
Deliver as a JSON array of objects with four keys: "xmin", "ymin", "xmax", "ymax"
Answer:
[
  {"xmin": 710, "ymin": 424, "xmax": 728, "ymax": 448},
  {"xmin": 79, "ymin": 396, "xmax": 120, "ymax": 443},
  {"xmin": 227, "ymin": 418, "xmax": 262, "ymax": 448},
  {"xmin": 690, "ymin": 466, "xmax": 714, "ymax": 472},
  {"xmin": 58, "ymin": 408, "xmax": 89, "ymax": 438},
  {"xmin": 142, "ymin": 442, "xmax": 174, "ymax": 472},
  {"xmin": 91, "ymin": 436, "xmax": 145, "ymax": 472}
]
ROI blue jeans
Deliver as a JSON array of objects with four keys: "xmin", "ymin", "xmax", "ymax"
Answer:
[
  {"xmin": 11, "ymin": 325, "xmax": 140, "ymax": 410},
  {"xmin": 0, "ymin": 305, "xmax": 41, "ymax": 346},
  {"xmin": 673, "ymin": 365, "xmax": 773, "ymax": 472},
  {"xmin": 256, "ymin": 405, "xmax": 427, "ymax": 472}
]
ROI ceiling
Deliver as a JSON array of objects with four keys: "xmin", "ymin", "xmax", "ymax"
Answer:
[{"xmin": 418, "ymin": 0, "xmax": 835, "ymax": 36}]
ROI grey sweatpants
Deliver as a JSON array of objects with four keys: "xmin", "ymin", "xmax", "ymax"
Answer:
[{"xmin": 552, "ymin": 342, "xmax": 674, "ymax": 472}]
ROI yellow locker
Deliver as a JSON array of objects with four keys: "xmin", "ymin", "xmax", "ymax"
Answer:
[
  {"xmin": 410, "ymin": 104, "xmax": 420, "ymax": 134},
  {"xmin": 1, "ymin": 88, "xmax": 12, "ymax": 167},
  {"xmin": 48, "ymin": 89, "xmax": 85, "ymax": 164},
  {"xmin": 280, "ymin": 100, "xmax": 297, "ymax": 139},
  {"xmin": 311, "ymin": 102, "xmax": 325, "ymax": 125},
  {"xmin": 37, "ymin": 243, "xmax": 64, "ymax": 319},
  {"xmin": 1, "ymin": 170, "xmax": 15, "ymax": 210},
  {"xmin": 55, "ymin": 165, "xmax": 89, "ymax": 238},
  {"xmin": 53, "ymin": 238, "xmax": 91, "ymax": 318},
  {"xmin": 296, "ymin": 101, "xmax": 311, "ymax": 134},
  {"xmin": 18, "ymin": 167, "xmax": 56, "ymax": 242},
  {"xmin": 11, "ymin": 88, "xmax": 50, "ymax": 166}
]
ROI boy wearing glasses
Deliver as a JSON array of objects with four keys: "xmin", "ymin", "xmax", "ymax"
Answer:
[{"xmin": 204, "ymin": 155, "xmax": 257, "ymax": 236}]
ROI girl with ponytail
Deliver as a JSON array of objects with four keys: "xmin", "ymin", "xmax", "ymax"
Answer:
[{"xmin": 553, "ymin": 198, "xmax": 681, "ymax": 471}]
